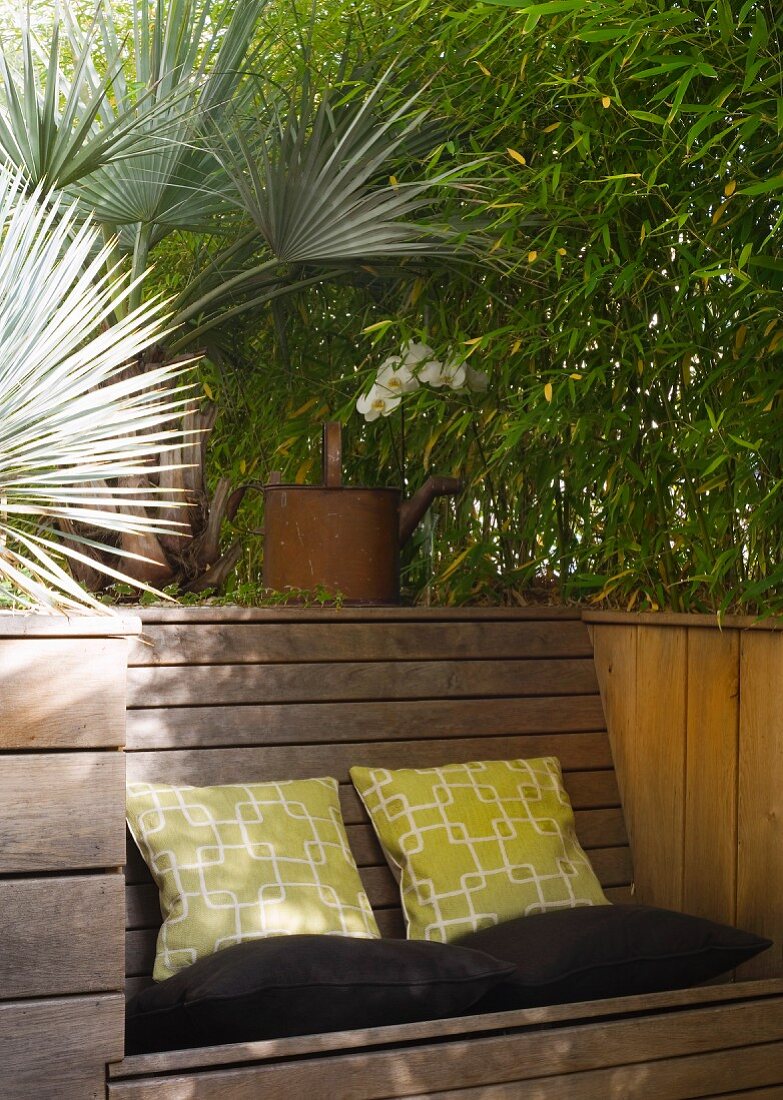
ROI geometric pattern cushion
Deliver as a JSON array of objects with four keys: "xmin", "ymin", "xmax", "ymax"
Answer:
[
  {"xmin": 126, "ymin": 778, "xmax": 380, "ymax": 980},
  {"xmin": 350, "ymin": 757, "xmax": 608, "ymax": 943}
]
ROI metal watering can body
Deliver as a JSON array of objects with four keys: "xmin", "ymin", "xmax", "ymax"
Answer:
[{"xmin": 262, "ymin": 423, "xmax": 461, "ymax": 605}]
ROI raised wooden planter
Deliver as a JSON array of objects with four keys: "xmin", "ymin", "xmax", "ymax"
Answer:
[
  {"xmin": 587, "ymin": 610, "xmax": 783, "ymax": 978},
  {"xmin": 0, "ymin": 613, "xmax": 140, "ymax": 1100}
]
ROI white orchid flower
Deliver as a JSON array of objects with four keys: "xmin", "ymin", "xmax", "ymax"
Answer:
[
  {"xmin": 419, "ymin": 357, "xmax": 467, "ymax": 389},
  {"xmin": 400, "ymin": 340, "xmax": 436, "ymax": 369},
  {"xmin": 377, "ymin": 356, "xmax": 420, "ymax": 396},
  {"xmin": 465, "ymin": 365, "xmax": 489, "ymax": 392},
  {"xmin": 356, "ymin": 383, "xmax": 402, "ymax": 422}
]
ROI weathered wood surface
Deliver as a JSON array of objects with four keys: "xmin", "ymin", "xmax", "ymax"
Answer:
[
  {"xmin": 127, "ymin": 661, "xmax": 602, "ymax": 708},
  {"xmin": 0, "ymin": 637, "xmax": 128, "ymax": 748},
  {"xmin": 1, "ymin": 993, "xmax": 124, "ymax": 1100},
  {"xmin": 138, "ymin": 607, "xmax": 584, "ymax": 623},
  {"xmin": 108, "ymin": 996, "xmax": 783, "ymax": 1099},
  {"xmin": 737, "ymin": 631, "xmax": 783, "ymax": 979},
  {"xmin": 0, "ymin": 752, "xmax": 125, "ymax": 872},
  {"xmin": 592, "ymin": 616, "xmax": 783, "ymax": 977},
  {"xmin": 129, "ymin": 620, "xmax": 593, "ymax": 666},
  {"xmin": 585, "ymin": 609, "xmax": 783, "ymax": 631},
  {"xmin": 124, "ymin": 734, "xmax": 613, "ymax": 786},
  {"xmin": 0, "ymin": 876, "xmax": 124, "ymax": 998},
  {"xmin": 0, "ymin": 613, "xmax": 140, "ymax": 637}
]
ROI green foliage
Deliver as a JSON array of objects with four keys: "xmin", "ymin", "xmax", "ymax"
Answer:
[{"xmin": 202, "ymin": 0, "xmax": 783, "ymax": 614}]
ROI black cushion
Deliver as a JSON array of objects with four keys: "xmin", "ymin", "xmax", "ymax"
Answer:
[
  {"xmin": 125, "ymin": 934, "xmax": 515, "ymax": 1054},
  {"xmin": 454, "ymin": 905, "xmax": 772, "ymax": 1011}
]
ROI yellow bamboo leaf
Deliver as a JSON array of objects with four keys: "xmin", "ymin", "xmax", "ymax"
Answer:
[
  {"xmin": 527, "ymin": 250, "xmax": 538, "ymax": 263},
  {"xmin": 735, "ymin": 324, "xmax": 748, "ymax": 352},
  {"xmin": 544, "ymin": 381, "xmax": 553, "ymax": 402},
  {"xmin": 239, "ymin": 459, "xmax": 247, "ymax": 475},
  {"xmin": 295, "ymin": 457, "xmax": 314, "ymax": 484},
  {"xmin": 542, "ymin": 122, "xmax": 560, "ymax": 133},
  {"xmin": 639, "ymin": 223, "xmax": 647, "ymax": 244},
  {"xmin": 409, "ymin": 278, "xmax": 425, "ymax": 306},
  {"xmin": 601, "ymin": 95, "xmax": 611, "ymax": 108},
  {"xmin": 440, "ymin": 546, "xmax": 473, "ymax": 582},
  {"xmin": 474, "ymin": 61, "xmax": 491, "ymax": 76},
  {"xmin": 557, "ymin": 247, "xmax": 567, "ymax": 256},
  {"xmin": 569, "ymin": 373, "xmax": 582, "ymax": 380},
  {"xmin": 769, "ymin": 330, "xmax": 783, "ymax": 353},
  {"xmin": 712, "ymin": 201, "xmax": 729, "ymax": 225},
  {"xmin": 765, "ymin": 319, "xmax": 778, "ymax": 337},
  {"xmin": 511, "ymin": 338, "xmax": 522, "ymax": 355},
  {"xmin": 490, "ymin": 237, "xmax": 504, "ymax": 253},
  {"xmin": 389, "ymin": 175, "xmax": 399, "ymax": 189},
  {"xmin": 507, "ymin": 148, "xmax": 527, "ymax": 166},
  {"xmin": 464, "ymin": 336, "xmax": 483, "ymax": 346},
  {"xmin": 764, "ymin": 399, "xmax": 774, "ymax": 412},
  {"xmin": 203, "ymin": 382, "xmax": 214, "ymax": 400},
  {"xmin": 288, "ymin": 397, "xmax": 318, "ymax": 419},
  {"xmin": 724, "ymin": 179, "xmax": 737, "ymax": 197}
]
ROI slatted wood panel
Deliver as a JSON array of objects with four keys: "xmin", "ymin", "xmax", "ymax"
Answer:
[
  {"xmin": 0, "ymin": 752, "xmax": 125, "ymax": 872},
  {"xmin": 108, "ymin": 993, "xmax": 783, "ymax": 1099},
  {"xmin": 0, "ymin": 876, "xmax": 124, "ymax": 998},
  {"xmin": 0, "ymin": 637, "xmax": 127, "ymax": 748},
  {"xmin": 589, "ymin": 613, "xmax": 783, "ymax": 978},
  {"xmin": 125, "ymin": 611, "xmax": 632, "ymax": 990},
  {"xmin": 2, "ymin": 994, "xmax": 124, "ymax": 1100}
]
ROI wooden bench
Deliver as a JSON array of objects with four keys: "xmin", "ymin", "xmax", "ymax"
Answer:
[{"xmin": 109, "ymin": 608, "xmax": 783, "ymax": 1098}]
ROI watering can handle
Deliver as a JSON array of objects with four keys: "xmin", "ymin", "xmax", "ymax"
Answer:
[{"xmin": 322, "ymin": 422, "xmax": 343, "ymax": 487}]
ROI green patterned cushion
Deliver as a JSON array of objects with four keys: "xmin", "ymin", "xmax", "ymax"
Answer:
[
  {"xmin": 126, "ymin": 778, "xmax": 380, "ymax": 980},
  {"xmin": 350, "ymin": 757, "xmax": 608, "ymax": 943}
]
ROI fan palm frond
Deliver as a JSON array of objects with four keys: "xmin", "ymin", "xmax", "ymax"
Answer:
[{"xmin": 0, "ymin": 162, "xmax": 193, "ymax": 612}]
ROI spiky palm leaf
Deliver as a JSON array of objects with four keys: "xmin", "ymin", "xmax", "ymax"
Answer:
[{"xmin": 0, "ymin": 162, "xmax": 192, "ymax": 612}]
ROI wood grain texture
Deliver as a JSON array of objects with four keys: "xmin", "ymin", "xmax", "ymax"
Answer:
[
  {"xmin": 0, "ymin": 637, "xmax": 128, "ymax": 748},
  {"xmin": 737, "ymin": 632, "xmax": 783, "ymax": 979},
  {"xmin": 139, "ymin": 607, "xmax": 584, "ymax": 624},
  {"xmin": 0, "ymin": 876, "xmax": 124, "ymax": 998},
  {"xmin": 0, "ymin": 752, "xmax": 125, "ymax": 872},
  {"xmin": 126, "ymin": 694, "xmax": 607, "ymax": 750},
  {"xmin": 106, "ymin": 1001, "xmax": 783, "ymax": 1099},
  {"xmin": 1, "ymin": 993, "xmax": 124, "ymax": 1100},
  {"xmin": 0, "ymin": 613, "xmax": 140, "ymax": 637},
  {"xmin": 124, "ymin": 733, "xmax": 613, "ymax": 787},
  {"xmin": 129, "ymin": 621, "xmax": 594, "ymax": 666},
  {"xmin": 584, "ymin": 610, "xmax": 783, "ymax": 631},
  {"xmin": 126, "ymin": 661, "xmax": 603, "ymax": 708},
  {"xmin": 683, "ymin": 628, "xmax": 739, "ymax": 925}
]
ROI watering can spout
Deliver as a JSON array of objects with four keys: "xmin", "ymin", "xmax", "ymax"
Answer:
[{"xmin": 399, "ymin": 476, "xmax": 462, "ymax": 546}]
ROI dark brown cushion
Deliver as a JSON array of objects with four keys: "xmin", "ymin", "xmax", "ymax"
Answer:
[
  {"xmin": 454, "ymin": 905, "xmax": 772, "ymax": 1011},
  {"xmin": 126, "ymin": 934, "xmax": 515, "ymax": 1054}
]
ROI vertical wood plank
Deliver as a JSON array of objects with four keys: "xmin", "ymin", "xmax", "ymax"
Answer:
[
  {"xmin": 683, "ymin": 628, "xmax": 739, "ymax": 925},
  {"xmin": 591, "ymin": 624, "xmax": 638, "ymax": 889},
  {"xmin": 632, "ymin": 626, "xmax": 687, "ymax": 910},
  {"xmin": 737, "ymin": 631, "xmax": 783, "ymax": 978}
]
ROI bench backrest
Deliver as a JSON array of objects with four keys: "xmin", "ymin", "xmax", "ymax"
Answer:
[{"xmin": 124, "ymin": 608, "xmax": 633, "ymax": 997}]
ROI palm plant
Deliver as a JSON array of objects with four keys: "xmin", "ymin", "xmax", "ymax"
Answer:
[
  {"xmin": 0, "ymin": 0, "xmax": 484, "ymax": 593},
  {"xmin": 0, "ymin": 162, "xmax": 191, "ymax": 612}
]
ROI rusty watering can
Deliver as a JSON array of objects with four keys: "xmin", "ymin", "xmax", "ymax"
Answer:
[{"xmin": 262, "ymin": 422, "xmax": 461, "ymax": 604}]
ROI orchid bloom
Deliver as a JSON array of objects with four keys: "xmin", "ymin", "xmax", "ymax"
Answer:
[
  {"xmin": 400, "ymin": 340, "xmax": 436, "ymax": 369},
  {"xmin": 377, "ymin": 356, "xmax": 420, "ymax": 396},
  {"xmin": 356, "ymin": 384, "xmax": 401, "ymax": 422},
  {"xmin": 419, "ymin": 357, "xmax": 467, "ymax": 389}
]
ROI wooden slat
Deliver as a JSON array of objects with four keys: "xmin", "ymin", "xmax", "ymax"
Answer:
[
  {"xmin": 584, "ymin": 610, "xmax": 783, "ymax": 631},
  {"xmin": 106, "ymin": 1001, "xmax": 783, "ymax": 1099},
  {"xmin": 630, "ymin": 625, "xmax": 687, "ymax": 910},
  {"xmin": 139, "ymin": 607, "xmax": 584, "ymax": 624},
  {"xmin": 684, "ymin": 628, "xmax": 739, "ymax": 926},
  {"xmin": 0, "ymin": 876, "xmax": 124, "ymax": 998},
  {"xmin": 2, "ymin": 993, "xmax": 124, "ymax": 1100},
  {"xmin": 737, "ymin": 633, "xmax": 783, "ymax": 979},
  {"xmin": 127, "ymin": 693, "xmax": 607, "ymax": 750},
  {"xmin": 111, "ymin": 981, "xmax": 783, "ymax": 1079},
  {"xmin": 0, "ymin": 637, "xmax": 127, "ymax": 749},
  {"xmin": 124, "ymin": 733, "xmax": 614, "ymax": 788},
  {"xmin": 127, "ymin": 661, "xmax": 602, "ymax": 709},
  {"xmin": 0, "ymin": 613, "xmax": 139, "ymax": 637},
  {"xmin": 0, "ymin": 752, "xmax": 125, "ymax": 872},
  {"xmin": 130, "ymin": 621, "xmax": 595, "ymax": 666}
]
